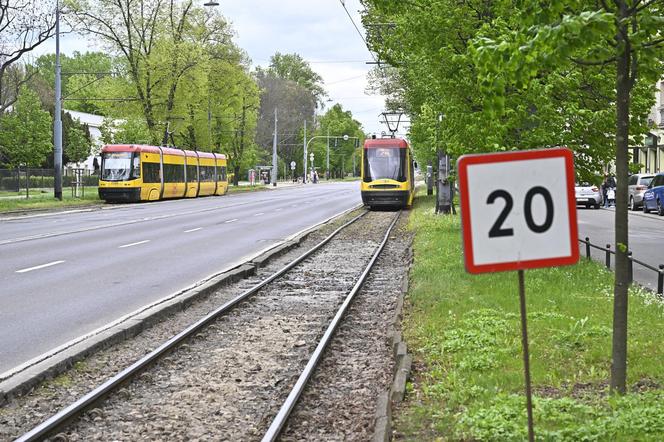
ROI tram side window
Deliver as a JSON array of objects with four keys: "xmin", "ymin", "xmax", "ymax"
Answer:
[
  {"xmin": 200, "ymin": 166, "xmax": 215, "ymax": 182},
  {"xmin": 219, "ymin": 166, "xmax": 227, "ymax": 182},
  {"xmin": 186, "ymin": 165, "xmax": 198, "ymax": 182},
  {"xmin": 143, "ymin": 162, "xmax": 161, "ymax": 183},
  {"xmin": 164, "ymin": 164, "xmax": 184, "ymax": 183}
]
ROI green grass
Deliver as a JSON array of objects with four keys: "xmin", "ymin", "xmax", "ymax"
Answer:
[
  {"xmin": 226, "ymin": 184, "xmax": 270, "ymax": 194},
  {"xmin": 395, "ymin": 191, "xmax": 664, "ymax": 441},
  {"xmin": 0, "ymin": 188, "xmax": 101, "ymax": 213}
]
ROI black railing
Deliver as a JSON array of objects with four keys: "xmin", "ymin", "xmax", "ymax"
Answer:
[{"xmin": 579, "ymin": 237, "xmax": 664, "ymax": 294}]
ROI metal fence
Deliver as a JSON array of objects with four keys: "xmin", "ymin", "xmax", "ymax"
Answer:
[
  {"xmin": 0, "ymin": 168, "xmax": 99, "ymax": 197},
  {"xmin": 579, "ymin": 237, "xmax": 664, "ymax": 294}
]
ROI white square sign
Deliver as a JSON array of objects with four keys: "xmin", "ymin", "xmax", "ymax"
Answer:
[{"xmin": 457, "ymin": 148, "xmax": 579, "ymax": 273}]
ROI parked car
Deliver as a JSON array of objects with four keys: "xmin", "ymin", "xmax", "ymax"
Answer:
[
  {"xmin": 627, "ymin": 173, "xmax": 654, "ymax": 210},
  {"xmin": 642, "ymin": 172, "xmax": 664, "ymax": 215},
  {"xmin": 575, "ymin": 182, "xmax": 601, "ymax": 209}
]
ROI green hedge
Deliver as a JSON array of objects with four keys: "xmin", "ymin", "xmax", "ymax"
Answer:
[{"xmin": 0, "ymin": 175, "xmax": 99, "ymax": 190}]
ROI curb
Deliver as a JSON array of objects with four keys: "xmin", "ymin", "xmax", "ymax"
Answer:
[
  {"xmin": 0, "ymin": 204, "xmax": 363, "ymax": 404},
  {"xmin": 598, "ymin": 206, "xmax": 664, "ymax": 222},
  {"xmin": 373, "ymin": 243, "xmax": 414, "ymax": 442}
]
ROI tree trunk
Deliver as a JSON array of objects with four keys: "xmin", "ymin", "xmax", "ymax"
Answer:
[
  {"xmin": 611, "ymin": 2, "xmax": 632, "ymax": 395},
  {"xmin": 233, "ymin": 165, "xmax": 240, "ymax": 186}
]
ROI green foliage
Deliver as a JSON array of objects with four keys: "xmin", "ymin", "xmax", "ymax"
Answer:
[
  {"xmin": 0, "ymin": 87, "xmax": 53, "ymax": 167},
  {"xmin": 33, "ymin": 52, "xmax": 116, "ymax": 115},
  {"xmin": 263, "ymin": 52, "xmax": 326, "ymax": 105},
  {"xmin": 361, "ymin": 1, "xmax": 662, "ymax": 182},
  {"xmin": 100, "ymin": 117, "xmax": 152, "ymax": 145},
  {"xmin": 313, "ymin": 104, "xmax": 364, "ymax": 177}
]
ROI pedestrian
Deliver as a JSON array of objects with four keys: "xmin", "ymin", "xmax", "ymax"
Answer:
[
  {"xmin": 313, "ymin": 170, "xmax": 318, "ymax": 184},
  {"xmin": 601, "ymin": 173, "xmax": 609, "ymax": 207}
]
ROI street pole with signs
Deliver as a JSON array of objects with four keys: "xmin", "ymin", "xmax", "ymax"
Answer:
[{"xmin": 309, "ymin": 152, "xmax": 314, "ymax": 181}]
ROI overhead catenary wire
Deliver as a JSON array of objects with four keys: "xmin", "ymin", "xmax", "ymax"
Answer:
[{"xmin": 337, "ymin": 0, "xmax": 378, "ymax": 64}]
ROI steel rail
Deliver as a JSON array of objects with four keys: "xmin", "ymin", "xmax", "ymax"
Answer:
[
  {"xmin": 262, "ymin": 210, "xmax": 402, "ymax": 442},
  {"xmin": 16, "ymin": 210, "xmax": 369, "ymax": 442}
]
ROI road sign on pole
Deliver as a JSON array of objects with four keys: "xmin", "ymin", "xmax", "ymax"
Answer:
[
  {"xmin": 457, "ymin": 147, "xmax": 578, "ymax": 442},
  {"xmin": 457, "ymin": 148, "xmax": 578, "ymax": 274},
  {"xmin": 290, "ymin": 161, "xmax": 296, "ymax": 170}
]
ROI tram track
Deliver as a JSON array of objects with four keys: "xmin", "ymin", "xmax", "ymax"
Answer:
[{"xmin": 6, "ymin": 209, "xmax": 406, "ymax": 441}]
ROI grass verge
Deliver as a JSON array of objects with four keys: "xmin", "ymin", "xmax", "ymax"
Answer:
[
  {"xmin": 0, "ymin": 188, "xmax": 100, "ymax": 213},
  {"xmin": 395, "ymin": 191, "xmax": 664, "ymax": 441}
]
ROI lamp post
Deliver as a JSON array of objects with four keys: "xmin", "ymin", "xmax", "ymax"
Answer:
[{"xmin": 53, "ymin": 0, "xmax": 62, "ymax": 200}]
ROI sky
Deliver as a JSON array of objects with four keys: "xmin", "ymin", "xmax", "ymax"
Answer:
[{"xmin": 36, "ymin": 0, "xmax": 395, "ymax": 137}]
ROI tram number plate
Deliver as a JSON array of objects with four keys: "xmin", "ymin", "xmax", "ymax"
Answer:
[{"xmin": 457, "ymin": 148, "xmax": 579, "ymax": 274}]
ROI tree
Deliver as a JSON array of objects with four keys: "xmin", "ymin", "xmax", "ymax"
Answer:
[
  {"xmin": 0, "ymin": 0, "xmax": 56, "ymax": 113},
  {"xmin": 315, "ymin": 104, "xmax": 364, "ymax": 177},
  {"xmin": 33, "ymin": 51, "xmax": 116, "ymax": 115},
  {"xmin": 471, "ymin": 0, "xmax": 664, "ymax": 395},
  {"xmin": 64, "ymin": 118, "xmax": 92, "ymax": 164},
  {"xmin": 100, "ymin": 117, "xmax": 152, "ymax": 145},
  {"xmin": 263, "ymin": 52, "xmax": 327, "ymax": 106},
  {"xmin": 255, "ymin": 70, "xmax": 317, "ymax": 166},
  {"xmin": 67, "ymin": 0, "xmax": 232, "ymax": 142},
  {"xmin": 0, "ymin": 87, "xmax": 53, "ymax": 167}
]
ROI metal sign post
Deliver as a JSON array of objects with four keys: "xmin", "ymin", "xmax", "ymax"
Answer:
[
  {"xmin": 457, "ymin": 148, "xmax": 579, "ymax": 442},
  {"xmin": 518, "ymin": 269, "xmax": 534, "ymax": 442}
]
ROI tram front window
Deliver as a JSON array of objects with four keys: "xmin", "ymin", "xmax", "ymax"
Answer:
[
  {"xmin": 363, "ymin": 147, "xmax": 407, "ymax": 182},
  {"xmin": 101, "ymin": 152, "xmax": 140, "ymax": 181}
]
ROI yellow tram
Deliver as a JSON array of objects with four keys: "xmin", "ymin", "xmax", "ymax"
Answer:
[
  {"xmin": 98, "ymin": 144, "xmax": 228, "ymax": 202},
  {"xmin": 360, "ymin": 137, "xmax": 415, "ymax": 208}
]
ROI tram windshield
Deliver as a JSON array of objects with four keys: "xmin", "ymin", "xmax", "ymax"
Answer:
[
  {"xmin": 101, "ymin": 152, "xmax": 140, "ymax": 181},
  {"xmin": 363, "ymin": 147, "xmax": 407, "ymax": 182}
]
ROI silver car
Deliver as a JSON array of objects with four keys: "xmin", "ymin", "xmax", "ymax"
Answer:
[
  {"xmin": 628, "ymin": 173, "xmax": 654, "ymax": 210},
  {"xmin": 575, "ymin": 182, "xmax": 601, "ymax": 209}
]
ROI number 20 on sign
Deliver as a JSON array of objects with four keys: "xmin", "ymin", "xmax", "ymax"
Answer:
[
  {"xmin": 457, "ymin": 148, "xmax": 579, "ymax": 273},
  {"xmin": 457, "ymin": 148, "xmax": 579, "ymax": 442}
]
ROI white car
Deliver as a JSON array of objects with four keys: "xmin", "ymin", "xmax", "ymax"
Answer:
[{"xmin": 575, "ymin": 182, "xmax": 601, "ymax": 209}]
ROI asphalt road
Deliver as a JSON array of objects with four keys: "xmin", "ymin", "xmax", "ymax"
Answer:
[
  {"xmin": 577, "ymin": 207, "xmax": 664, "ymax": 292},
  {"xmin": 0, "ymin": 182, "xmax": 362, "ymax": 374}
]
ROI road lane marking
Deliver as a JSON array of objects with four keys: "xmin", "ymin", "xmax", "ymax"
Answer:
[
  {"xmin": 119, "ymin": 240, "xmax": 150, "ymax": 248},
  {"xmin": 253, "ymin": 212, "xmax": 264, "ymax": 217},
  {"xmin": 16, "ymin": 260, "xmax": 65, "ymax": 273},
  {"xmin": 184, "ymin": 227, "xmax": 202, "ymax": 233},
  {"xmin": 276, "ymin": 208, "xmax": 283, "ymax": 211},
  {"xmin": 225, "ymin": 218, "xmax": 238, "ymax": 223}
]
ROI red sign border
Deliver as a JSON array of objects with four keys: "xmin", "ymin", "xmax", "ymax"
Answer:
[{"xmin": 457, "ymin": 148, "xmax": 579, "ymax": 274}]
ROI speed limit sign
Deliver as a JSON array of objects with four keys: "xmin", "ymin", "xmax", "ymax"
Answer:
[{"xmin": 458, "ymin": 148, "xmax": 579, "ymax": 274}]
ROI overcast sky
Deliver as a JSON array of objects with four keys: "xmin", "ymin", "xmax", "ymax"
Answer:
[{"xmin": 37, "ymin": 0, "xmax": 394, "ymax": 136}]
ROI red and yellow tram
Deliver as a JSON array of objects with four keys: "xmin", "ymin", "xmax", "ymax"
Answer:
[
  {"xmin": 360, "ymin": 137, "xmax": 415, "ymax": 208},
  {"xmin": 98, "ymin": 144, "xmax": 228, "ymax": 202}
]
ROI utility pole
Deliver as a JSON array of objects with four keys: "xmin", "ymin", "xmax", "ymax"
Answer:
[
  {"xmin": 271, "ymin": 108, "xmax": 277, "ymax": 187},
  {"xmin": 352, "ymin": 151, "xmax": 356, "ymax": 177},
  {"xmin": 326, "ymin": 127, "xmax": 330, "ymax": 180},
  {"xmin": 303, "ymin": 119, "xmax": 307, "ymax": 183},
  {"xmin": 53, "ymin": 0, "xmax": 63, "ymax": 200}
]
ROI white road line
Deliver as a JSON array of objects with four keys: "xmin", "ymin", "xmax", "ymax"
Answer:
[
  {"xmin": 16, "ymin": 260, "xmax": 65, "ymax": 273},
  {"xmin": 119, "ymin": 240, "xmax": 150, "ymax": 248},
  {"xmin": 253, "ymin": 212, "xmax": 265, "ymax": 217},
  {"xmin": 225, "ymin": 218, "xmax": 238, "ymax": 223},
  {"xmin": 276, "ymin": 208, "xmax": 283, "ymax": 211},
  {"xmin": 184, "ymin": 227, "xmax": 202, "ymax": 233}
]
